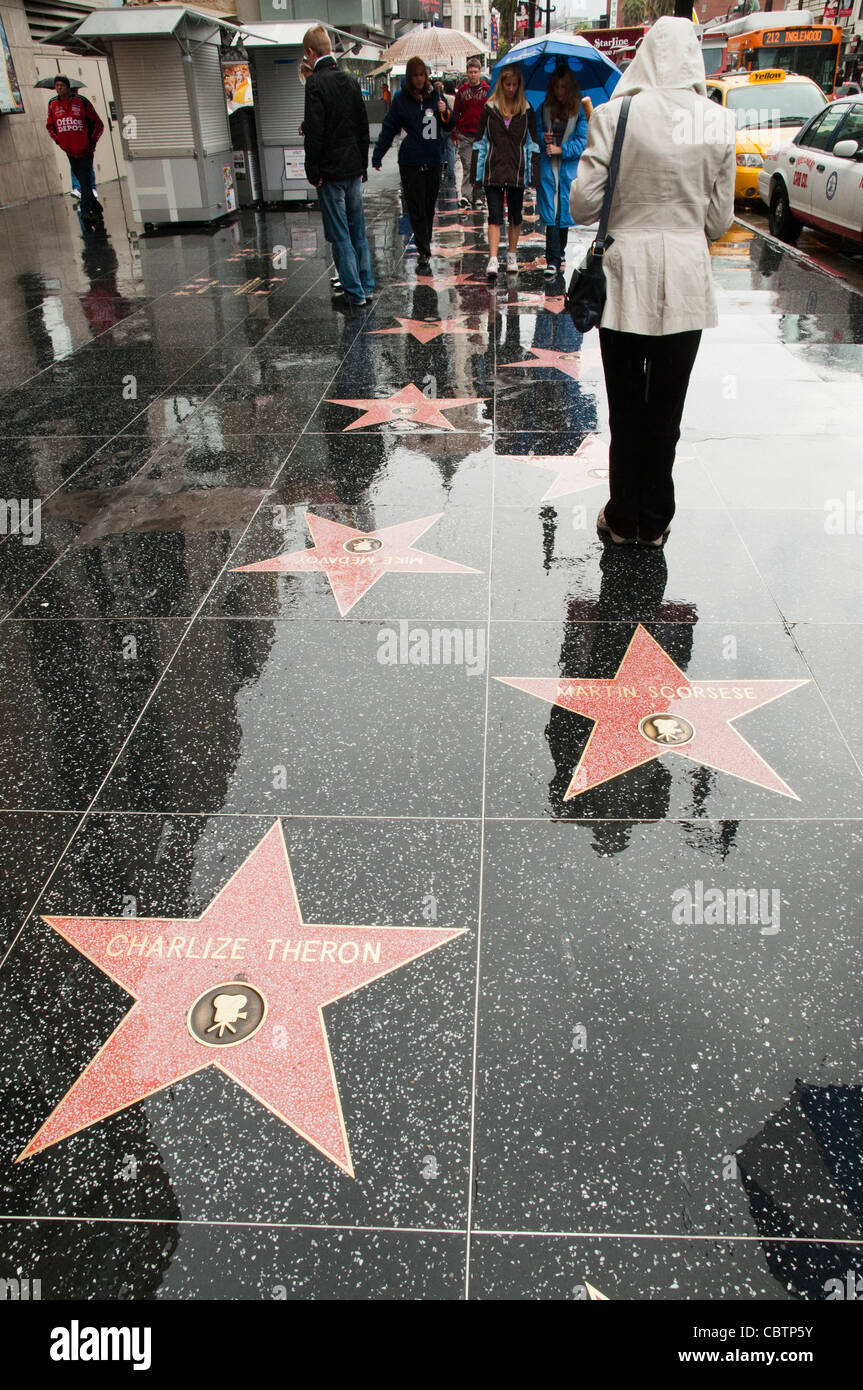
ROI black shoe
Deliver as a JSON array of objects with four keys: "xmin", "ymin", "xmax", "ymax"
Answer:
[
  {"xmin": 416, "ymin": 257, "xmax": 431, "ymax": 274},
  {"xmin": 331, "ymin": 292, "xmax": 366, "ymax": 309}
]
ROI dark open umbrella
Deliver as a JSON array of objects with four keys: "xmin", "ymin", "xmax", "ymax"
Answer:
[{"xmin": 34, "ymin": 76, "xmax": 84, "ymax": 90}]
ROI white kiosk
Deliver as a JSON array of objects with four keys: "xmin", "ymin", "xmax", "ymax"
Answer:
[
  {"xmin": 53, "ymin": 5, "xmax": 263, "ymax": 227},
  {"xmin": 243, "ymin": 23, "xmax": 309, "ymax": 206}
]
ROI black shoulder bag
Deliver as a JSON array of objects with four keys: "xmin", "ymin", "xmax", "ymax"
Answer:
[{"xmin": 565, "ymin": 95, "xmax": 631, "ymax": 333}]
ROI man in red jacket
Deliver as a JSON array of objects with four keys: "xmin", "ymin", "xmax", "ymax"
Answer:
[
  {"xmin": 452, "ymin": 58, "xmax": 489, "ymax": 208},
  {"xmin": 46, "ymin": 76, "xmax": 104, "ymax": 223}
]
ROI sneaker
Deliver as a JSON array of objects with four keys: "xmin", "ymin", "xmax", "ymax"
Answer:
[
  {"xmin": 506, "ymin": 252, "xmax": 518, "ymax": 274},
  {"xmin": 543, "ymin": 263, "xmax": 559, "ymax": 279},
  {"xmin": 459, "ymin": 196, "xmax": 471, "ymax": 209},
  {"xmin": 71, "ymin": 188, "xmax": 81, "ymax": 200},
  {"xmin": 596, "ymin": 506, "xmax": 635, "ymax": 545},
  {"xmin": 486, "ymin": 255, "xmax": 499, "ymax": 279},
  {"xmin": 416, "ymin": 257, "xmax": 431, "ymax": 275}
]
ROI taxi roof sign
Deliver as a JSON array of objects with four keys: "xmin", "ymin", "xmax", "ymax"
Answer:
[{"xmin": 749, "ymin": 69, "xmax": 787, "ymax": 82}]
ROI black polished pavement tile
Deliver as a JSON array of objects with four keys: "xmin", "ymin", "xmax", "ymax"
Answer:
[
  {"xmin": 0, "ymin": 814, "xmax": 77, "ymax": 955},
  {"xmin": 318, "ymin": 322, "xmax": 495, "ymax": 403},
  {"xmin": 792, "ymin": 624, "xmax": 863, "ymax": 769},
  {"xmin": 132, "ymin": 432, "xmax": 292, "ymax": 492},
  {"xmin": 468, "ymin": 1235, "xmax": 863, "ymax": 1301},
  {"xmin": 0, "ymin": 383, "xmax": 167, "ymax": 439},
  {"xmin": 166, "ymin": 380, "xmax": 319, "ymax": 438},
  {"xmin": 0, "ymin": 1221, "xmax": 465, "ymax": 1299},
  {"xmin": 42, "ymin": 346, "xmax": 208, "ymax": 390},
  {"xmin": 0, "ymin": 621, "xmax": 184, "ymax": 810},
  {"xmin": 733, "ymin": 511, "xmax": 863, "ymax": 625},
  {"xmin": 10, "ymin": 503, "xmax": 256, "ymax": 619},
  {"xmin": 95, "ymin": 620, "xmax": 486, "ymax": 816},
  {"xmin": 486, "ymin": 620, "xmax": 862, "ymax": 819},
  {"xmin": 270, "ymin": 431, "xmax": 491, "ymax": 508},
  {"xmin": 473, "ymin": 819, "xmax": 863, "ymax": 1237},
  {"xmin": 494, "ymin": 378, "xmax": 605, "ymax": 437},
  {"xmin": 490, "ymin": 510, "xmax": 775, "ymax": 624},
  {"xmin": 0, "ymin": 814, "xmax": 477, "ymax": 1229},
  {"xmin": 207, "ymin": 498, "xmax": 489, "ymax": 621},
  {"xmin": 0, "ymin": 436, "xmax": 115, "ymax": 501}
]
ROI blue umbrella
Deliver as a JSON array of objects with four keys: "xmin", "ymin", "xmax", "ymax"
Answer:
[{"xmin": 490, "ymin": 31, "xmax": 621, "ymax": 112}]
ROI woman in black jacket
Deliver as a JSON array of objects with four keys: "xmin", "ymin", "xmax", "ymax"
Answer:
[{"xmin": 372, "ymin": 57, "xmax": 453, "ymax": 274}]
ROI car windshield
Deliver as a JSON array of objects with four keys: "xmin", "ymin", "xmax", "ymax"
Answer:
[{"xmin": 725, "ymin": 83, "xmax": 826, "ymax": 129}]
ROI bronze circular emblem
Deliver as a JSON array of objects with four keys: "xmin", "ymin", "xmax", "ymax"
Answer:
[
  {"xmin": 343, "ymin": 536, "xmax": 383, "ymax": 554},
  {"xmin": 187, "ymin": 981, "xmax": 268, "ymax": 1048},
  {"xmin": 638, "ymin": 713, "xmax": 695, "ymax": 747}
]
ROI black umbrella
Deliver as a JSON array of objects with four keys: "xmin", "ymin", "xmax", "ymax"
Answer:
[{"xmin": 34, "ymin": 77, "xmax": 85, "ymax": 90}]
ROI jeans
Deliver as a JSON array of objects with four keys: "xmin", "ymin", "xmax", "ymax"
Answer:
[
  {"xmin": 441, "ymin": 137, "xmax": 456, "ymax": 181},
  {"xmin": 68, "ymin": 154, "xmax": 101, "ymax": 218},
  {"xmin": 545, "ymin": 224, "xmax": 569, "ymax": 267},
  {"xmin": 454, "ymin": 134, "xmax": 480, "ymax": 203},
  {"xmin": 400, "ymin": 164, "xmax": 441, "ymax": 259},
  {"xmin": 599, "ymin": 327, "xmax": 702, "ymax": 542},
  {"xmin": 317, "ymin": 177, "xmax": 374, "ymax": 304}
]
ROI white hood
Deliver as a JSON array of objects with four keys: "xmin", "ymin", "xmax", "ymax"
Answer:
[{"xmin": 612, "ymin": 16, "xmax": 707, "ymax": 98}]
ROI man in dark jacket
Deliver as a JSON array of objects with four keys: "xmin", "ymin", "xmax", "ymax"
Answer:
[
  {"xmin": 302, "ymin": 25, "xmax": 374, "ymax": 309},
  {"xmin": 46, "ymin": 76, "xmax": 104, "ymax": 223}
]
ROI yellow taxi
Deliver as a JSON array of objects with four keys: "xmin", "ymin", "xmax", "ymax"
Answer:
[{"xmin": 705, "ymin": 69, "xmax": 827, "ymax": 202}]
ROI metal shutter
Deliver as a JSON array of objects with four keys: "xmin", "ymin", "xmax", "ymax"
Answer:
[
  {"xmin": 113, "ymin": 39, "xmax": 194, "ymax": 155},
  {"xmin": 192, "ymin": 43, "xmax": 231, "ymax": 155},
  {"xmin": 253, "ymin": 54, "xmax": 305, "ymax": 145}
]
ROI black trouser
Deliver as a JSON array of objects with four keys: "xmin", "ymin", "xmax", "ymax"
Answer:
[
  {"xmin": 400, "ymin": 164, "xmax": 441, "ymax": 258},
  {"xmin": 485, "ymin": 185, "xmax": 524, "ymax": 226},
  {"xmin": 68, "ymin": 153, "xmax": 101, "ymax": 218},
  {"xmin": 545, "ymin": 224, "xmax": 568, "ymax": 265},
  {"xmin": 599, "ymin": 326, "xmax": 702, "ymax": 542}
]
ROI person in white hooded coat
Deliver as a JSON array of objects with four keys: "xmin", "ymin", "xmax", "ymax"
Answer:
[{"xmin": 569, "ymin": 16, "xmax": 736, "ymax": 545}]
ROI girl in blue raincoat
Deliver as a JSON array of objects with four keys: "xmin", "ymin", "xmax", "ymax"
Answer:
[{"xmin": 536, "ymin": 67, "xmax": 590, "ymax": 280}]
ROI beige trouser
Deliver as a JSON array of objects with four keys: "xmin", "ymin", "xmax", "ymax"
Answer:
[{"xmin": 454, "ymin": 133, "xmax": 482, "ymax": 204}]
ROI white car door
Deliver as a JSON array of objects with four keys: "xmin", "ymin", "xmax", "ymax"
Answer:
[
  {"xmin": 829, "ymin": 102, "xmax": 863, "ymax": 238},
  {"xmin": 803, "ymin": 102, "xmax": 857, "ymax": 227},
  {"xmin": 791, "ymin": 102, "xmax": 850, "ymax": 219}
]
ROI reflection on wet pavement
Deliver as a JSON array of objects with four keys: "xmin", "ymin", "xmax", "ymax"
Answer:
[{"xmin": 0, "ymin": 173, "xmax": 861, "ymax": 1302}]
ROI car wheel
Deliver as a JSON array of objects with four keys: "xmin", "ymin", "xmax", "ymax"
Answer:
[{"xmin": 769, "ymin": 181, "xmax": 801, "ymax": 245}]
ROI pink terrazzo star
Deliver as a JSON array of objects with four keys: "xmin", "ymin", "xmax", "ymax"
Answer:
[
  {"xmin": 233, "ymin": 511, "xmax": 481, "ymax": 615},
  {"xmin": 395, "ymin": 273, "xmax": 482, "ymax": 289},
  {"xmin": 368, "ymin": 316, "xmax": 478, "ymax": 344},
  {"xmin": 508, "ymin": 434, "xmax": 609, "ymax": 501},
  {"xmin": 327, "ymin": 382, "xmax": 485, "ymax": 432},
  {"xmin": 497, "ymin": 625, "xmax": 808, "ymax": 801},
  {"xmin": 501, "ymin": 345, "xmax": 601, "ymax": 382},
  {"xmin": 18, "ymin": 823, "xmax": 464, "ymax": 1175}
]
